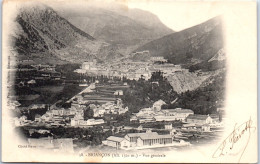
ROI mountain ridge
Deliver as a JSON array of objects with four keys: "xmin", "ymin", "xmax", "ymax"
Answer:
[{"xmin": 134, "ymin": 16, "xmax": 223, "ymax": 66}]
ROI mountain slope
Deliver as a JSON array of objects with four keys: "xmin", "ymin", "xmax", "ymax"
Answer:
[
  {"xmin": 14, "ymin": 4, "xmax": 94, "ymax": 55},
  {"xmin": 53, "ymin": 4, "xmax": 174, "ymax": 55},
  {"xmin": 12, "ymin": 4, "xmax": 126, "ymax": 63},
  {"xmin": 132, "ymin": 16, "xmax": 225, "ymax": 94},
  {"xmin": 134, "ymin": 16, "xmax": 223, "ymax": 66}
]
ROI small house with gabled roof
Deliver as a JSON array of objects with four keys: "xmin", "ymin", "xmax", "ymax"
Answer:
[{"xmin": 186, "ymin": 114, "xmax": 213, "ymax": 125}]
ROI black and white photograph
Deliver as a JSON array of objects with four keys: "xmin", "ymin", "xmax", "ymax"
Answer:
[{"xmin": 1, "ymin": 0, "xmax": 257, "ymax": 163}]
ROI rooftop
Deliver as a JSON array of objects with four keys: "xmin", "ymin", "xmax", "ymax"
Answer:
[
  {"xmin": 186, "ymin": 114, "xmax": 211, "ymax": 120},
  {"xmin": 107, "ymin": 136, "xmax": 125, "ymax": 142},
  {"xmin": 126, "ymin": 132, "xmax": 158, "ymax": 138}
]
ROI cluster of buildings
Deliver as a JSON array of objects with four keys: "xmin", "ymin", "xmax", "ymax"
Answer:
[
  {"xmin": 74, "ymin": 53, "xmax": 183, "ymax": 81},
  {"xmin": 130, "ymin": 100, "xmax": 194, "ymax": 123},
  {"xmin": 14, "ymin": 84, "xmax": 128, "ymax": 127},
  {"xmin": 102, "ymin": 131, "xmax": 187, "ymax": 150},
  {"xmin": 91, "ymin": 100, "xmax": 128, "ymax": 117}
]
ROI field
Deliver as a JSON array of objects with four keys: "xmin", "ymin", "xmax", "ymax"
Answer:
[
  {"xmin": 16, "ymin": 84, "xmax": 86, "ymax": 107},
  {"xmin": 82, "ymin": 84, "xmax": 129, "ymax": 104}
]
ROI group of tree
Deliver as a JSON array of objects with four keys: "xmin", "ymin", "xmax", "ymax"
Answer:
[
  {"xmin": 18, "ymin": 126, "xmax": 113, "ymax": 147},
  {"xmin": 162, "ymin": 71, "xmax": 226, "ymax": 114},
  {"xmin": 121, "ymin": 71, "xmax": 178, "ymax": 113},
  {"xmin": 83, "ymin": 105, "xmax": 94, "ymax": 120}
]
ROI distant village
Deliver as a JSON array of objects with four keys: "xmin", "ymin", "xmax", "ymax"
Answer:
[{"xmin": 74, "ymin": 51, "xmax": 185, "ymax": 81}]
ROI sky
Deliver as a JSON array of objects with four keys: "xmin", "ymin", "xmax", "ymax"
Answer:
[
  {"xmin": 47, "ymin": 0, "xmax": 226, "ymax": 32},
  {"xmin": 127, "ymin": 1, "xmax": 225, "ymax": 31}
]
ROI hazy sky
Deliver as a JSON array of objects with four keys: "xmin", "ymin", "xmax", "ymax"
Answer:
[
  {"xmin": 127, "ymin": 1, "xmax": 224, "ymax": 31},
  {"xmin": 48, "ymin": 0, "xmax": 225, "ymax": 32}
]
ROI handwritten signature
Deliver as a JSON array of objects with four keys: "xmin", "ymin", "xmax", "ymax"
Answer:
[{"xmin": 212, "ymin": 117, "xmax": 256, "ymax": 162}]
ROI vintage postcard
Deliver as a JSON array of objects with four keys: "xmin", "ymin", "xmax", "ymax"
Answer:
[{"xmin": 1, "ymin": 0, "xmax": 257, "ymax": 163}]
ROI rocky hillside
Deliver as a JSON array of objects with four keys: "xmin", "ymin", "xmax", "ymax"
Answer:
[
  {"xmin": 12, "ymin": 4, "xmax": 125, "ymax": 64},
  {"xmin": 166, "ymin": 69, "xmax": 224, "ymax": 93},
  {"xmin": 132, "ymin": 16, "xmax": 226, "ymax": 94},
  {"xmin": 13, "ymin": 4, "xmax": 94, "ymax": 62},
  {"xmin": 134, "ymin": 16, "xmax": 223, "ymax": 67}
]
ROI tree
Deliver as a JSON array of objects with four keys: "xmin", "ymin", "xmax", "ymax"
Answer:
[{"xmin": 84, "ymin": 106, "xmax": 94, "ymax": 120}]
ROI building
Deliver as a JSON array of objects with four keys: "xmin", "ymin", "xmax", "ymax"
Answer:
[
  {"xmin": 165, "ymin": 124, "xmax": 173, "ymax": 130},
  {"xmin": 150, "ymin": 56, "xmax": 167, "ymax": 63},
  {"xmin": 103, "ymin": 132, "xmax": 175, "ymax": 149},
  {"xmin": 29, "ymin": 104, "xmax": 46, "ymax": 110},
  {"xmin": 163, "ymin": 108, "xmax": 194, "ymax": 121},
  {"xmin": 201, "ymin": 124, "xmax": 211, "ymax": 132},
  {"xmin": 124, "ymin": 132, "xmax": 159, "ymax": 147},
  {"xmin": 81, "ymin": 61, "xmax": 96, "ymax": 70},
  {"xmin": 136, "ymin": 133, "xmax": 173, "ymax": 147},
  {"xmin": 86, "ymin": 119, "xmax": 105, "ymax": 126},
  {"xmin": 71, "ymin": 118, "xmax": 104, "ymax": 126},
  {"xmin": 103, "ymin": 136, "xmax": 130, "ymax": 149},
  {"xmin": 152, "ymin": 100, "xmax": 166, "ymax": 111},
  {"xmin": 186, "ymin": 114, "xmax": 213, "ymax": 125},
  {"xmin": 114, "ymin": 90, "xmax": 123, "ymax": 96},
  {"xmin": 154, "ymin": 108, "xmax": 194, "ymax": 122},
  {"xmin": 209, "ymin": 114, "xmax": 220, "ymax": 123}
]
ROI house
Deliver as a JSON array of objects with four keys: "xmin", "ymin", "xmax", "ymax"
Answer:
[
  {"xmin": 169, "ymin": 129, "xmax": 177, "ymax": 135},
  {"xmin": 210, "ymin": 114, "xmax": 220, "ymax": 123},
  {"xmin": 201, "ymin": 124, "xmax": 211, "ymax": 132},
  {"xmin": 136, "ymin": 134, "xmax": 173, "ymax": 147},
  {"xmin": 41, "ymin": 114, "xmax": 52, "ymax": 122},
  {"xmin": 114, "ymin": 90, "xmax": 123, "ymax": 96},
  {"xmin": 118, "ymin": 107, "xmax": 128, "ymax": 115},
  {"xmin": 165, "ymin": 124, "xmax": 172, "ymax": 130},
  {"xmin": 182, "ymin": 123, "xmax": 197, "ymax": 130},
  {"xmin": 124, "ymin": 132, "xmax": 159, "ymax": 147},
  {"xmin": 70, "ymin": 119, "xmax": 79, "ymax": 126},
  {"xmin": 186, "ymin": 114, "xmax": 213, "ymax": 125},
  {"xmin": 103, "ymin": 136, "xmax": 130, "ymax": 149},
  {"xmin": 154, "ymin": 108, "xmax": 194, "ymax": 122},
  {"xmin": 29, "ymin": 104, "xmax": 46, "ymax": 110},
  {"xmin": 162, "ymin": 108, "xmax": 194, "ymax": 121},
  {"xmin": 34, "ymin": 114, "xmax": 42, "ymax": 122},
  {"xmin": 150, "ymin": 56, "xmax": 167, "ymax": 63},
  {"xmin": 93, "ymin": 107, "xmax": 106, "ymax": 117},
  {"xmin": 137, "ymin": 125, "xmax": 143, "ymax": 131},
  {"xmin": 86, "ymin": 119, "xmax": 105, "ymax": 126},
  {"xmin": 104, "ymin": 132, "xmax": 175, "ymax": 149},
  {"xmin": 153, "ymin": 100, "xmax": 166, "ymax": 111},
  {"xmin": 27, "ymin": 79, "xmax": 36, "ymax": 85}
]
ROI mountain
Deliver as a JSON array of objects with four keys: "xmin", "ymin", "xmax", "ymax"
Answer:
[
  {"xmin": 134, "ymin": 16, "xmax": 224, "ymax": 69},
  {"xmin": 53, "ymin": 4, "xmax": 174, "ymax": 55},
  {"xmin": 12, "ymin": 3, "xmax": 174, "ymax": 64},
  {"xmin": 12, "ymin": 4, "xmax": 125, "ymax": 64},
  {"xmin": 12, "ymin": 3, "xmax": 99, "ymax": 63},
  {"xmin": 133, "ymin": 16, "xmax": 225, "ymax": 94}
]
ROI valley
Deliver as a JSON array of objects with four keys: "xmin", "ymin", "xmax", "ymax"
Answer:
[{"xmin": 8, "ymin": 2, "xmax": 226, "ymax": 153}]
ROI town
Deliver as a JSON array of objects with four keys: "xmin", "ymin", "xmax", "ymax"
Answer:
[{"xmin": 10, "ymin": 52, "xmax": 224, "ymax": 153}]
